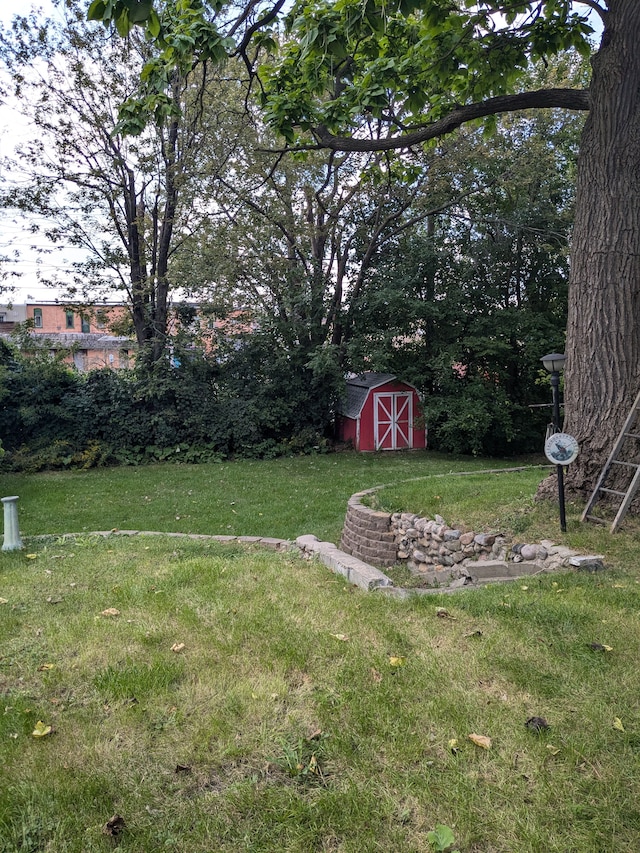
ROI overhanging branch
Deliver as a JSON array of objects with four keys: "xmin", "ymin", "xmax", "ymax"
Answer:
[{"xmin": 313, "ymin": 88, "xmax": 590, "ymax": 152}]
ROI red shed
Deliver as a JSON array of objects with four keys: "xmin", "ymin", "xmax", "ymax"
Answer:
[{"xmin": 337, "ymin": 372, "xmax": 426, "ymax": 452}]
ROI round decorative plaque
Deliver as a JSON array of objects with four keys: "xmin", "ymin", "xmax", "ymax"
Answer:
[{"xmin": 544, "ymin": 432, "xmax": 579, "ymax": 466}]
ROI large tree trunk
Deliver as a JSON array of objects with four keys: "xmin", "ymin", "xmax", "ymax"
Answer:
[{"xmin": 562, "ymin": 0, "xmax": 640, "ymax": 498}]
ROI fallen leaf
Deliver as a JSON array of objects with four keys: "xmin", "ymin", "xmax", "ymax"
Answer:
[
  {"xmin": 388, "ymin": 656, "xmax": 406, "ymax": 667},
  {"xmin": 520, "ymin": 585, "xmax": 529, "ymax": 591},
  {"xmin": 175, "ymin": 764, "xmax": 192, "ymax": 773},
  {"xmin": 464, "ymin": 630, "xmax": 483, "ymax": 638},
  {"xmin": 525, "ymin": 716, "xmax": 550, "ymax": 733},
  {"xmin": 448, "ymin": 738, "xmax": 459, "ymax": 754},
  {"xmin": 588, "ymin": 643, "xmax": 613, "ymax": 652},
  {"xmin": 26, "ymin": 554, "xmax": 38, "ymax": 560},
  {"xmin": 171, "ymin": 642, "xmax": 186, "ymax": 653},
  {"xmin": 546, "ymin": 744, "xmax": 561, "ymax": 755},
  {"xmin": 468, "ymin": 733, "xmax": 492, "ymax": 749},
  {"xmin": 37, "ymin": 664, "xmax": 56, "ymax": 672},
  {"xmin": 613, "ymin": 717, "xmax": 625, "ymax": 732},
  {"xmin": 32, "ymin": 721, "xmax": 53, "ymax": 738},
  {"xmin": 330, "ymin": 633, "xmax": 349, "ymax": 642},
  {"xmin": 436, "ymin": 607, "xmax": 456, "ymax": 619},
  {"xmin": 102, "ymin": 815, "xmax": 126, "ymax": 837},
  {"xmin": 0, "ymin": 598, "xmax": 7, "ymax": 605},
  {"xmin": 46, "ymin": 597, "xmax": 63, "ymax": 604},
  {"xmin": 101, "ymin": 608, "xmax": 120, "ymax": 617}
]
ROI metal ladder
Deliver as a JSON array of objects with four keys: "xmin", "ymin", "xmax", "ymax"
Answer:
[{"xmin": 581, "ymin": 390, "xmax": 640, "ymax": 532}]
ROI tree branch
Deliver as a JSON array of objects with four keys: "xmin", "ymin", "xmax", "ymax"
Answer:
[
  {"xmin": 313, "ymin": 88, "xmax": 590, "ymax": 152},
  {"xmin": 575, "ymin": 0, "xmax": 608, "ymax": 25}
]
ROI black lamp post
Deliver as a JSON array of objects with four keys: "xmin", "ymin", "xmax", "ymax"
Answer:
[{"xmin": 541, "ymin": 352, "xmax": 567, "ymax": 532}]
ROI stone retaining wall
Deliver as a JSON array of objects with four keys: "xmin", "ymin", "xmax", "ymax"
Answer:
[
  {"xmin": 341, "ymin": 490, "xmax": 604, "ymax": 582},
  {"xmin": 340, "ymin": 489, "xmax": 398, "ymax": 566}
]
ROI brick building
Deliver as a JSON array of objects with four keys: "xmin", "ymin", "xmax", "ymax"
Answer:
[{"xmin": 0, "ymin": 302, "xmax": 134, "ymax": 371}]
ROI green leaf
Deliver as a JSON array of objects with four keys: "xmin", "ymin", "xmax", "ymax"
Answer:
[
  {"xmin": 129, "ymin": 0, "xmax": 153, "ymax": 24},
  {"xmin": 427, "ymin": 824, "xmax": 456, "ymax": 852},
  {"xmin": 87, "ymin": 0, "xmax": 107, "ymax": 22},
  {"xmin": 147, "ymin": 10, "xmax": 161, "ymax": 38}
]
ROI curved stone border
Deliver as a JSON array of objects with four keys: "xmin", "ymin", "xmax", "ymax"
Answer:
[
  {"xmin": 24, "ymin": 528, "xmax": 392, "ymax": 594},
  {"xmin": 20, "ymin": 497, "xmax": 606, "ymax": 598},
  {"xmin": 339, "ymin": 488, "xmax": 605, "ymax": 586}
]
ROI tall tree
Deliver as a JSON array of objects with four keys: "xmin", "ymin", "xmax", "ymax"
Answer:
[
  {"xmin": 92, "ymin": 0, "xmax": 636, "ymax": 497},
  {"xmin": 0, "ymin": 0, "xmax": 224, "ymax": 363},
  {"xmin": 185, "ymin": 130, "xmax": 481, "ymax": 365}
]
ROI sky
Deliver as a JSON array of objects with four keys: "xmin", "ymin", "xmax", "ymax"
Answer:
[{"xmin": 0, "ymin": 0, "xmax": 79, "ymax": 304}]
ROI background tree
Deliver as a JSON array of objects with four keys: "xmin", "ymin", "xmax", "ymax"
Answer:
[
  {"xmin": 347, "ymin": 95, "xmax": 578, "ymax": 454},
  {"xmin": 0, "ymin": 0, "xmax": 231, "ymax": 364},
  {"xmin": 92, "ymin": 0, "xmax": 639, "ymax": 497}
]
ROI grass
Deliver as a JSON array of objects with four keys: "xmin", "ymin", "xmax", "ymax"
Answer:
[
  {"xmin": 1, "ymin": 533, "xmax": 640, "ymax": 852},
  {"xmin": 2, "ymin": 452, "xmax": 640, "ymax": 850},
  {"xmin": 0, "ymin": 450, "xmax": 537, "ymax": 546}
]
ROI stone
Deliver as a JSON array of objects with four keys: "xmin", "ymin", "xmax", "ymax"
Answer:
[
  {"xmin": 406, "ymin": 528, "xmax": 420, "ymax": 538},
  {"xmin": 435, "ymin": 514, "xmax": 446, "ymax": 525},
  {"xmin": 570, "ymin": 555, "xmax": 606, "ymax": 572},
  {"xmin": 413, "ymin": 549, "xmax": 427, "ymax": 562},
  {"xmin": 474, "ymin": 533, "xmax": 495, "ymax": 547},
  {"xmin": 397, "ymin": 550, "xmax": 409, "ymax": 560},
  {"xmin": 445, "ymin": 539, "xmax": 461, "ymax": 552},
  {"xmin": 520, "ymin": 544, "xmax": 538, "ymax": 561},
  {"xmin": 460, "ymin": 531, "xmax": 475, "ymax": 546},
  {"xmin": 444, "ymin": 529, "xmax": 461, "ymax": 541}
]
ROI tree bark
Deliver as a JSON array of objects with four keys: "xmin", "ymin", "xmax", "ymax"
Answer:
[{"xmin": 562, "ymin": 0, "xmax": 640, "ymax": 496}]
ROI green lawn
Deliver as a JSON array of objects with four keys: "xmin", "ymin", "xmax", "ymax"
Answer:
[
  {"xmin": 1, "ymin": 533, "xmax": 640, "ymax": 852},
  {"xmin": 0, "ymin": 451, "xmax": 540, "ymax": 546},
  {"xmin": 1, "ymin": 453, "xmax": 640, "ymax": 851}
]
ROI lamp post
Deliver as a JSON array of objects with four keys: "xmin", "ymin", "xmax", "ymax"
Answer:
[{"xmin": 541, "ymin": 352, "xmax": 567, "ymax": 532}]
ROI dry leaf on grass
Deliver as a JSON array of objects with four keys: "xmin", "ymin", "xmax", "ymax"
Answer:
[
  {"xmin": 525, "ymin": 716, "xmax": 550, "ymax": 733},
  {"xmin": 589, "ymin": 643, "xmax": 613, "ymax": 652},
  {"xmin": 436, "ymin": 607, "xmax": 456, "ymax": 619},
  {"xmin": 388, "ymin": 656, "xmax": 406, "ymax": 667},
  {"xmin": 101, "ymin": 608, "xmax": 120, "ymax": 617},
  {"xmin": 171, "ymin": 642, "xmax": 186, "ymax": 653},
  {"xmin": 330, "ymin": 633, "xmax": 349, "ymax": 642},
  {"xmin": 32, "ymin": 721, "xmax": 53, "ymax": 738},
  {"xmin": 613, "ymin": 717, "xmax": 625, "ymax": 732},
  {"xmin": 468, "ymin": 733, "xmax": 492, "ymax": 749},
  {"xmin": 37, "ymin": 664, "xmax": 55, "ymax": 672},
  {"xmin": 103, "ymin": 815, "xmax": 126, "ymax": 837}
]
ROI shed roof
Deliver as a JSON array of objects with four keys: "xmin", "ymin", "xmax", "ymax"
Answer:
[{"xmin": 338, "ymin": 372, "xmax": 397, "ymax": 419}]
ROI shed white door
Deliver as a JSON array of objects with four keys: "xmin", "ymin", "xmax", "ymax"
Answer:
[{"xmin": 374, "ymin": 392, "xmax": 412, "ymax": 450}]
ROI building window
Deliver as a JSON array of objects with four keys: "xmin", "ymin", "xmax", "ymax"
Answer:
[
  {"xmin": 81, "ymin": 316, "xmax": 90, "ymax": 333},
  {"xmin": 33, "ymin": 308, "xmax": 43, "ymax": 328},
  {"xmin": 65, "ymin": 311, "xmax": 75, "ymax": 329}
]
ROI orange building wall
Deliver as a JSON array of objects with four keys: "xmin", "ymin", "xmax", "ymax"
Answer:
[{"xmin": 27, "ymin": 303, "xmax": 128, "ymax": 335}]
